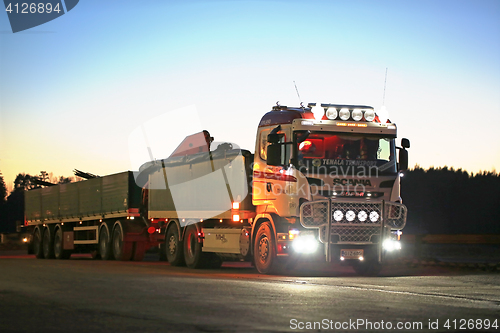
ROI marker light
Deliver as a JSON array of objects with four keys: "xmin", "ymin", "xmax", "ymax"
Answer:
[
  {"xmin": 288, "ymin": 229, "xmax": 300, "ymax": 240},
  {"xmin": 325, "ymin": 108, "xmax": 337, "ymax": 120},
  {"xmin": 352, "ymin": 109, "xmax": 363, "ymax": 121},
  {"xmin": 364, "ymin": 109, "xmax": 376, "ymax": 122},
  {"xmin": 339, "ymin": 108, "xmax": 350, "ymax": 120}
]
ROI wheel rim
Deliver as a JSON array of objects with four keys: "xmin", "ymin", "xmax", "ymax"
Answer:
[
  {"xmin": 258, "ymin": 236, "xmax": 270, "ymax": 263},
  {"xmin": 168, "ymin": 235, "xmax": 176, "ymax": 255},
  {"xmin": 99, "ymin": 229, "xmax": 108, "ymax": 257},
  {"xmin": 186, "ymin": 233, "xmax": 195, "ymax": 258},
  {"xmin": 54, "ymin": 229, "xmax": 61, "ymax": 256},
  {"xmin": 43, "ymin": 229, "xmax": 50, "ymax": 256},
  {"xmin": 113, "ymin": 227, "xmax": 122, "ymax": 256},
  {"xmin": 34, "ymin": 229, "xmax": 41, "ymax": 254}
]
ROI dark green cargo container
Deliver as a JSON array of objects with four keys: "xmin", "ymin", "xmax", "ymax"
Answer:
[{"xmin": 25, "ymin": 171, "xmax": 142, "ymax": 225}]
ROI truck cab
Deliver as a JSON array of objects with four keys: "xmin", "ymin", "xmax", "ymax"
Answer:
[{"xmin": 252, "ymin": 103, "xmax": 409, "ymax": 275}]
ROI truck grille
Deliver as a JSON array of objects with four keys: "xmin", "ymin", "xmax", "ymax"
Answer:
[{"xmin": 301, "ymin": 200, "xmax": 406, "ymax": 244}]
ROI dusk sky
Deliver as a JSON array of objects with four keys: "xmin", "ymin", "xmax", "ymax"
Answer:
[{"xmin": 1, "ymin": 0, "xmax": 499, "ymax": 190}]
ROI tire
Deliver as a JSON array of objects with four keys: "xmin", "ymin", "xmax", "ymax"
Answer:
[
  {"xmin": 53, "ymin": 225, "xmax": 71, "ymax": 260},
  {"xmin": 99, "ymin": 224, "xmax": 113, "ymax": 260},
  {"xmin": 253, "ymin": 222, "xmax": 282, "ymax": 274},
  {"xmin": 33, "ymin": 226, "xmax": 44, "ymax": 259},
  {"xmin": 112, "ymin": 223, "xmax": 133, "ymax": 261},
  {"xmin": 351, "ymin": 260, "xmax": 382, "ymax": 276},
  {"xmin": 165, "ymin": 224, "xmax": 185, "ymax": 266},
  {"xmin": 183, "ymin": 224, "xmax": 204, "ymax": 269},
  {"xmin": 42, "ymin": 226, "xmax": 55, "ymax": 259}
]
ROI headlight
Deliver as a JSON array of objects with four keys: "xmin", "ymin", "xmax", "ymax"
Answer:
[
  {"xmin": 369, "ymin": 211, "xmax": 380, "ymax": 222},
  {"xmin": 292, "ymin": 235, "xmax": 319, "ymax": 254},
  {"xmin": 364, "ymin": 109, "xmax": 375, "ymax": 122},
  {"xmin": 383, "ymin": 239, "xmax": 402, "ymax": 251},
  {"xmin": 358, "ymin": 210, "xmax": 367, "ymax": 222},
  {"xmin": 333, "ymin": 210, "xmax": 343, "ymax": 222},
  {"xmin": 352, "ymin": 109, "xmax": 363, "ymax": 121},
  {"xmin": 325, "ymin": 108, "xmax": 337, "ymax": 120},
  {"xmin": 346, "ymin": 210, "xmax": 356, "ymax": 222},
  {"xmin": 339, "ymin": 108, "xmax": 350, "ymax": 120}
]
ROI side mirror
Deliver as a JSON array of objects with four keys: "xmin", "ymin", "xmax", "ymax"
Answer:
[
  {"xmin": 267, "ymin": 144, "xmax": 282, "ymax": 166},
  {"xmin": 401, "ymin": 138, "xmax": 410, "ymax": 149},
  {"xmin": 399, "ymin": 148, "xmax": 408, "ymax": 171},
  {"xmin": 267, "ymin": 133, "xmax": 281, "ymax": 144}
]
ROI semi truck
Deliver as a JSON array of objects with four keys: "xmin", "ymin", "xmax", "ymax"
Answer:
[{"xmin": 24, "ymin": 102, "xmax": 410, "ymax": 275}]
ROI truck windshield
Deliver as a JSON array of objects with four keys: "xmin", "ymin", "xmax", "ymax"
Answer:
[{"xmin": 295, "ymin": 132, "xmax": 397, "ymax": 175}]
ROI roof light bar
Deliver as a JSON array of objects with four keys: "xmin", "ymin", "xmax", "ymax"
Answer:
[{"xmin": 322, "ymin": 106, "xmax": 376, "ymax": 122}]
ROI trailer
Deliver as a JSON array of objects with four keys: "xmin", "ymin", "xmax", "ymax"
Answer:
[{"xmin": 25, "ymin": 171, "xmax": 154, "ymax": 260}]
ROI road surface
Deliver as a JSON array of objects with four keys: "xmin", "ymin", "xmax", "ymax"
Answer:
[{"xmin": 1, "ymin": 252, "xmax": 499, "ymax": 332}]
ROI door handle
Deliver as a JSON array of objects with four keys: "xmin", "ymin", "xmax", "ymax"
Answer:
[{"xmin": 266, "ymin": 182, "xmax": 272, "ymax": 192}]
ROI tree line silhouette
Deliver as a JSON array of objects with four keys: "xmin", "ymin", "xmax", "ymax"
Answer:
[
  {"xmin": 402, "ymin": 166, "xmax": 500, "ymax": 234},
  {"xmin": 0, "ymin": 167, "xmax": 499, "ymax": 234}
]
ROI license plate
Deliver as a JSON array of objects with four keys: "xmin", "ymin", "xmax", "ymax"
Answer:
[{"xmin": 341, "ymin": 249, "xmax": 364, "ymax": 259}]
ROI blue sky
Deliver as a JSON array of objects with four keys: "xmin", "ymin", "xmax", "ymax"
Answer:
[{"xmin": 0, "ymin": 0, "xmax": 499, "ymax": 188}]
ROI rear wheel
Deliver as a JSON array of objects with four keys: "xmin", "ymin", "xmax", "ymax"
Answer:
[
  {"xmin": 53, "ymin": 225, "xmax": 71, "ymax": 259},
  {"xmin": 99, "ymin": 225, "xmax": 113, "ymax": 260},
  {"xmin": 112, "ymin": 223, "xmax": 133, "ymax": 261},
  {"xmin": 183, "ymin": 224, "xmax": 204, "ymax": 268},
  {"xmin": 253, "ymin": 222, "xmax": 282, "ymax": 274},
  {"xmin": 165, "ymin": 224, "xmax": 185, "ymax": 266},
  {"xmin": 42, "ymin": 226, "xmax": 55, "ymax": 259},
  {"xmin": 33, "ymin": 226, "xmax": 44, "ymax": 259}
]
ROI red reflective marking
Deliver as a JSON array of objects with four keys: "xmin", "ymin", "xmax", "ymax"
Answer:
[{"xmin": 253, "ymin": 171, "xmax": 297, "ymax": 182}]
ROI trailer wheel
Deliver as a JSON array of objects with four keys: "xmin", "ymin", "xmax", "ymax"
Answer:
[
  {"xmin": 53, "ymin": 225, "xmax": 71, "ymax": 260},
  {"xmin": 112, "ymin": 223, "xmax": 133, "ymax": 261},
  {"xmin": 33, "ymin": 226, "xmax": 44, "ymax": 259},
  {"xmin": 42, "ymin": 225, "xmax": 55, "ymax": 259},
  {"xmin": 254, "ymin": 222, "xmax": 282, "ymax": 274},
  {"xmin": 165, "ymin": 224, "xmax": 185, "ymax": 266},
  {"xmin": 99, "ymin": 225, "xmax": 113, "ymax": 260},
  {"xmin": 183, "ymin": 224, "xmax": 204, "ymax": 268}
]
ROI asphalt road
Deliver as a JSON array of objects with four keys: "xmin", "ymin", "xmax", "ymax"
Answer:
[{"xmin": 1, "ymin": 252, "xmax": 499, "ymax": 333}]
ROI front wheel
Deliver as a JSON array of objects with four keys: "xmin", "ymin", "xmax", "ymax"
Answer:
[{"xmin": 253, "ymin": 222, "xmax": 282, "ymax": 274}]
